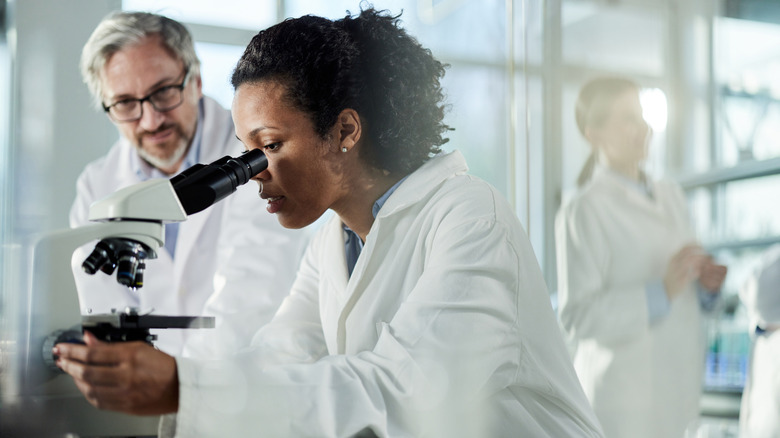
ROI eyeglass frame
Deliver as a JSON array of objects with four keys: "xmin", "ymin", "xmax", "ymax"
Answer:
[{"xmin": 102, "ymin": 68, "xmax": 192, "ymax": 123}]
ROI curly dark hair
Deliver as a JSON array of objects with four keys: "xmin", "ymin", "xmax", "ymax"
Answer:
[{"xmin": 231, "ymin": 7, "xmax": 451, "ymax": 175}]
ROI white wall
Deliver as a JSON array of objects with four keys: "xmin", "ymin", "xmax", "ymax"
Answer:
[{"xmin": 9, "ymin": 0, "xmax": 120, "ymax": 237}]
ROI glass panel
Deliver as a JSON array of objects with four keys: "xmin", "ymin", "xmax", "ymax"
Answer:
[
  {"xmin": 516, "ymin": 0, "xmax": 544, "ymax": 66},
  {"xmin": 286, "ymin": 0, "xmax": 507, "ymax": 63},
  {"xmin": 561, "ymin": 1, "xmax": 666, "ymax": 77},
  {"xmin": 194, "ymin": 42, "xmax": 246, "ymax": 110},
  {"xmin": 0, "ymin": 40, "xmax": 8, "ymax": 210},
  {"xmin": 714, "ymin": 16, "xmax": 780, "ymax": 166},
  {"xmin": 690, "ymin": 174, "xmax": 780, "ymax": 245},
  {"xmin": 283, "ymin": 0, "xmax": 370, "ymax": 19},
  {"xmin": 520, "ymin": 74, "xmax": 545, "ymax": 265},
  {"xmin": 0, "ymin": 22, "xmax": 12, "ymax": 393},
  {"xmin": 122, "ymin": 0, "xmax": 277, "ymax": 30},
  {"xmin": 286, "ymin": 0, "xmax": 512, "ymax": 196},
  {"xmin": 440, "ymin": 64, "xmax": 508, "ymax": 196},
  {"xmin": 560, "ymin": 82, "xmax": 588, "ymax": 198}
]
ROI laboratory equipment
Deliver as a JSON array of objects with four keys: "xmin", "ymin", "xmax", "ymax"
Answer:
[{"xmin": 2, "ymin": 149, "xmax": 266, "ymax": 436}]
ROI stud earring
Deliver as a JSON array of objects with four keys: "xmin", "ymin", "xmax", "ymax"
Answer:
[{"xmin": 342, "ymin": 147, "xmax": 348, "ymax": 153}]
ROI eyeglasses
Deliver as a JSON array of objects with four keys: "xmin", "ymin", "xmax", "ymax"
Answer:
[{"xmin": 102, "ymin": 68, "xmax": 191, "ymax": 123}]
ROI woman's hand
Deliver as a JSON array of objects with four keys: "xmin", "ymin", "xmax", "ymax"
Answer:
[
  {"xmin": 699, "ymin": 258, "xmax": 728, "ymax": 292},
  {"xmin": 55, "ymin": 331, "xmax": 179, "ymax": 415},
  {"xmin": 664, "ymin": 244, "xmax": 708, "ymax": 301}
]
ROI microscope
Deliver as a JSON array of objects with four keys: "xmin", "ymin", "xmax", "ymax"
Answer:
[{"xmin": 6, "ymin": 148, "xmax": 267, "ymax": 436}]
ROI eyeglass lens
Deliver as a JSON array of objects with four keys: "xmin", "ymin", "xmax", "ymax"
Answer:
[{"xmin": 109, "ymin": 86, "xmax": 184, "ymax": 122}]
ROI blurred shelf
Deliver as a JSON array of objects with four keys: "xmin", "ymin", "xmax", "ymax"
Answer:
[
  {"xmin": 703, "ymin": 235, "xmax": 780, "ymax": 252},
  {"xmin": 678, "ymin": 156, "xmax": 780, "ymax": 190}
]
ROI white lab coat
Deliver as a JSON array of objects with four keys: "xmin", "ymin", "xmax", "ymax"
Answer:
[
  {"xmin": 173, "ymin": 150, "xmax": 604, "ymax": 437},
  {"xmin": 556, "ymin": 167, "xmax": 704, "ymax": 438},
  {"xmin": 70, "ymin": 96, "xmax": 309, "ymax": 356},
  {"xmin": 739, "ymin": 244, "xmax": 780, "ymax": 438}
]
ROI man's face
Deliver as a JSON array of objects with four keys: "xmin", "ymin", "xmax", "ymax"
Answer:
[{"xmin": 101, "ymin": 34, "xmax": 202, "ymax": 174}]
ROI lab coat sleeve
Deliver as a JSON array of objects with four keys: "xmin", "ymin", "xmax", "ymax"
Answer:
[
  {"xmin": 555, "ymin": 200, "xmax": 649, "ymax": 346},
  {"xmin": 244, "ymin": 224, "xmax": 329, "ymax": 367},
  {"xmin": 740, "ymin": 244, "xmax": 780, "ymax": 328},
  {"xmin": 181, "ymin": 183, "xmax": 311, "ymax": 358},
  {"xmin": 174, "ymin": 210, "xmax": 541, "ymax": 437}
]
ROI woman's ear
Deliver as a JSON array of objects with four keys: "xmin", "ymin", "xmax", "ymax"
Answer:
[{"xmin": 336, "ymin": 108, "xmax": 362, "ymax": 152}]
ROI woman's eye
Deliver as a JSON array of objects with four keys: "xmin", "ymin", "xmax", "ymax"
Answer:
[{"xmin": 264, "ymin": 143, "xmax": 280, "ymax": 151}]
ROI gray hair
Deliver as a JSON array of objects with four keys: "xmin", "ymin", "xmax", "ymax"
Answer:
[{"xmin": 80, "ymin": 11, "xmax": 200, "ymax": 109}]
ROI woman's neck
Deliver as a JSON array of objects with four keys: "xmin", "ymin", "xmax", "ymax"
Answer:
[
  {"xmin": 334, "ymin": 170, "xmax": 402, "ymax": 242},
  {"xmin": 606, "ymin": 161, "xmax": 641, "ymax": 181}
]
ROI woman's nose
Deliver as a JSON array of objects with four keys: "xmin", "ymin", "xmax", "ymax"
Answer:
[{"xmin": 253, "ymin": 167, "xmax": 271, "ymax": 182}]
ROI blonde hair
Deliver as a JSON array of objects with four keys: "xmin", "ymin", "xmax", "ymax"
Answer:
[{"xmin": 574, "ymin": 77, "xmax": 639, "ymax": 186}]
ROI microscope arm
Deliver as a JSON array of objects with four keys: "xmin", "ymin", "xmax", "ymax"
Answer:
[
  {"xmin": 23, "ymin": 220, "xmax": 165, "ymax": 386},
  {"xmin": 20, "ymin": 148, "xmax": 267, "ymax": 381},
  {"xmin": 6, "ymin": 149, "xmax": 267, "ymax": 435},
  {"xmin": 82, "ymin": 148, "xmax": 268, "ymax": 285}
]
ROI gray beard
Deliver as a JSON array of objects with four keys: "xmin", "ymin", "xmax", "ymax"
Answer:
[{"xmin": 137, "ymin": 139, "xmax": 190, "ymax": 174}]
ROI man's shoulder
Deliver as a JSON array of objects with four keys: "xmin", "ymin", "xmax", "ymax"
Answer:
[
  {"xmin": 199, "ymin": 96, "xmax": 242, "ymax": 157},
  {"xmin": 77, "ymin": 139, "xmax": 136, "ymax": 186}
]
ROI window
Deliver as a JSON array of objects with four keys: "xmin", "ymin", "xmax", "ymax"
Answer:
[
  {"xmin": 194, "ymin": 42, "xmax": 246, "ymax": 110},
  {"xmin": 123, "ymin": 0, "xmax": 534, "ymax": 234},
  {"xmin": 123, "ymin": 0, "xmax": 277, "ymax": 30},
  {"xmin": 677, "ymin": 1, "xmax": 780, "ymax": 395},
  {"xmin": 0, "ymin": 0, "xmax": 10, "ymax": 245}
]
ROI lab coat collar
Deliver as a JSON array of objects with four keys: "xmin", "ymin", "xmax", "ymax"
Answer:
[
  {"xmin": 590, "ymin": 164, "xmax": 665, "ymax": 216},
  {"xmin": 321, "ymin": 150, "xmax": 469, "ymax": 331},
  {"xmin": 324, "ymin": 216, "xmax": 351, "ymax": 297},
  {"xmin": 376, "ymin": 150, "xmax": 469, "ymax": 219}
]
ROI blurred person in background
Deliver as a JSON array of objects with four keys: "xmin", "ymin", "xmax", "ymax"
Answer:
[
  {"xmin": 72, "ymin": 11, "xmax": 308, "ymax": 356},
  {"xmin": 739, "ymin": 244, "xmax": 780, "ymax": 438},
  {"xmin": 555, "ymin": 76, "xmax": 728, "ymax": 438}
]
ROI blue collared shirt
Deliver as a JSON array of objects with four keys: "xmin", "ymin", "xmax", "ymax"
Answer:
[
  {"xmin": 343, "ymin": 177, "xmax": 407, "ymax": 277},
  {"xmin": 130, "ymin": 98, "xmax": 204, "ymax": 259}
]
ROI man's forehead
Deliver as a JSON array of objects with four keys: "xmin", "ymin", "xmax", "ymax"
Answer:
[{"xmin": 101, "ymin": 43, "xmax": 183, "ymax": 98}]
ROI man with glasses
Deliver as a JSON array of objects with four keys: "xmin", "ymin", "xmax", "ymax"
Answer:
[{"xmin": 71, "ymin": 11, "xmax": 308, "ymax": 356}]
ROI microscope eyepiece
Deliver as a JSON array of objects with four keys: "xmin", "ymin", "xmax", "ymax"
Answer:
[
  {"xmin": 80, "ymin": 150, "xmax": 264, "ymax": 290},
  {"xmin": 170, "ymin": 149, "xmax": 267, "ymax": 216}
]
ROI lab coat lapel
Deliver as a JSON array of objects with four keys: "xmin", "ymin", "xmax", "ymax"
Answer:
[
  {"xmin": 332, "ymin": 152, "xmax": 469, "ymax": 353},
  {"xmin": 317, "ymin": 217, "xmax": 350, "ymax": 353},
  {"xmin": 323, "ymin": 216, "xmax": 350, "ymax": 302},
  {"xmin": 596, "ymin": 168, "xmax": 665, "ymax": 219},
  {"xmin": 171, "ymin": 98, "xmax": 232, "ymax": 284}
]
